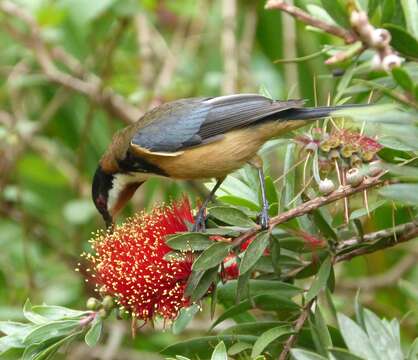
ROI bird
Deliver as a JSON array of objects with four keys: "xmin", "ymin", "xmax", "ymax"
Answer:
[{"xmin": 92, "ymin": 94, "xmax": 357, "ymax": 230}]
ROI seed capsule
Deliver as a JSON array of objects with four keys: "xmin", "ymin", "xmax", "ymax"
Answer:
[
  {"xmin": 346, "ymin": 168, "xmax": 364, "ymax": 187},
  {"xmin": 102, "ymin": 295, "xmax": 114, "ymax": 311},
  {"xmin": 319, "ymin": 178, "xmax": 336, "ymax": 194},
  {"xmin": 86, "ymin": 297, "xmax": 101, "ymax": 311}
]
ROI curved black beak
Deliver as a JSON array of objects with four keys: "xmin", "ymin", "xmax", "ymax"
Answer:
[{"xmin": 103, "ymin": 212, "xmax": 114, "ymax": 229}]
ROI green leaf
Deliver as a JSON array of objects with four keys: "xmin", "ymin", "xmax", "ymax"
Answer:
[
  {"xmin": 306, "ymin": 4, "xmax": 337, "ymax": 25},
  {"xmin": 172, "ymin": 304, "xmax": 200, "ymax": 335},
  {"xmin": 251, "ymin": 325, "xmax": 292, "ymax": 357},
  {"xmin": 162, "ymin": 335, "xmax": 257, "ymax": 359},
  {"xmin": 291, "ymin": 348, "xmax": 328, "ymax": 360},
  {"xmin": 379, "ymin": 183, "xmax": 418, "ymax": 205},
  {"xmin": 320, "ymin": 0, "xmax": 350, "ymax": 28},
  {"xmin": 239, "ymin": 231, "xmax": 270, "ymax": 275},
  {"xmin": 23, "ymin": 300, "xmax": 48, "ymax": 324},
  {"xmin": 209, "ymin": 206, "xmax": 255, "ymax": 227},
  {"xmin": 314, "ymin": 306, "xmax": 332, "ymax": 351},
  {"xmin": 270, "ymin": 235, "xmax": 281, "ymax": 275},
  {"xmin": 381, "ymin": 0, "xmax": 395, "ymax": 23},
  {"xmin": 0, "ymin": 322, "xmax": 29, "ymax": 336},
  {"xmin": 399, "ymin": 279, "xmax": 418, "ymax": 302},
  {"xmin": 329, "ymin": 348, "xmax": 365, "ymax": 360},
  {"xmin": 85, "ymin": 318, "xmax": 102, "ymax": 347},
  {"xmin": 401, "ymin": 0, "xmax": 418, "ymax": 37},
  {"xmin": 211, "ymin": 341, "xmax": 227, "ymax": 360},
  {"xmin": 306, "ymin": 257, "xmax": 332, "ymax": 302},
  {"xmin": 407, "ymin": 338, "xmax": 418, "ymax": 360},
  {"xmin": 212, "ymin": 294, "xmax": 299, "ymax": 328},
  {"xmin": 236, "ymin": 270, "xmax": 251, "ymax": 303},
  {"xmin": 350, "ymin": 200, "xmax": 386, "ymax": 220},
  {"xmin": 190, "ymin": 267, "xmax": 218, "ymax": 302},
  {"xmin": 337, "ymin": 313, "xmax": 379, "ymax": 360},
  {"xmin": 166, "ymin": 233, "xmax": 213, "ymax": 251},
  {"xmin": 23, "ymin": 320, "xmax": 80, "ymax": 345},
  {"xmin": 265, "ymin": 176, "xmax": 279, "ymax": 216},
  {"xmin": 228, "ymin": 342, "xmax": 252, "ymax": 355},
  {"xmin": 30, "ymin": 305, "xmax": 89, "ymax": 321},
  {"xmin": 354, "ymin": 290, "xmax": 366, "ymax": 329},
  {"xmin": 282, "ymin": 143, "xmax": 296, "ymax": 208},
  {"xmin": 384, "ymin": 24, "xmax": 418, "ymax": 58},
  {"xmin": 25, "ymin": 331, "xmax": 81, "ymax": 360},
  {"xmin": 221, "ymin": 321, "xmax": 287, "ymax": 336},
  {"xmin": 184, "ymin": 270, "xmax": 205, "ymax": 298},
  {"xmin": 363, "ymin": 309, "xmax": 403, "ymax": 360},
  {"xmin": 217, "ymin": 279, "xmax": 302, "ymax": 305},
  {"xmin": 309, "ymin": 206, "xmax": 337, "ymax": 241},
  {"xmin": 192, "ymin": 242, "xmax": 231, "ymax": 271},
  {"xmin": 392, "ymin": 67, "xmax": 414, "ymax": 92}
]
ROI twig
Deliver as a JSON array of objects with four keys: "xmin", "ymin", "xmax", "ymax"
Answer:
[
  {"xmin": 135, "ymin": 14, "xmax": 155, "ymax": 88},
  {"xmin": 0, "ymin": 0, "xmax": 142, "ymax": 124},
  {"xmin": 232, "ymin": 175, "xmax": 386, "ymax": 248},
  {"xmin": 336, "ymin": 220, "xmax": 418, "ymax": 262},
  {"xmin": 265, "ymin": 0, "xmax": 356, "ymax": 44},
  {"xmin": 221, "ymin": 0, "xmax": 238, "ymax": 94},
  {"xmin": 281, "ymin": 0, "xmax": 299, "ymax": 97},
  {"xmin": 279, "ymin": 299, "xmax": 315, "ymax": 360},
  {"xmin": 102, "ymin": 322, "xmax": 127, "ymax": 360}
]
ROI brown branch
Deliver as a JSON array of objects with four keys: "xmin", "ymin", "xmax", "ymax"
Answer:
[
  {"xmin": 265, "ymin": 0, "xmax": 356, "ymax": 44},
  {"xmin": 0, "ymin": 0, "xmax": 141, "ymax": 124},
  {"xmin": 221, "ymin": 0, "xmax": 238, "ymax": 94},
  {"xmin": 232, "ymin": 175, "xmax": 386, "ymax": 248},
  {"xmin": 279, "ymin": 299, "xmax": 315, "ymax": 360},
  {"xmin": 336, "ymin": 220, "xmax": 418, "ymax": 262}
]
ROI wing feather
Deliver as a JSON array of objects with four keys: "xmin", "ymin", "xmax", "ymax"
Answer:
[{"xmin": 130, "ymin": 94, "xmax": 304, "ymax": 154}]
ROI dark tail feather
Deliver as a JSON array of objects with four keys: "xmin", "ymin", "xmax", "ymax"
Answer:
[{"xmin": 280, "ymin": 104, "xmax": 368, "ymax": 120}]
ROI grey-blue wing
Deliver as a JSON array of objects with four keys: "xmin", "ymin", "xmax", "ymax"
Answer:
[{"xmin": 131, "ymin": 94, "xmax": 304, "ymax": 153}]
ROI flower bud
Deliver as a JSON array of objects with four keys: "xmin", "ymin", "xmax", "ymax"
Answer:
[
  {"xmin": 319, "ymin": 178, "xmax": 336, "ymax": 194},
  {"xmin": 368, "ymin": 160, "xmax": 382, "ymax": 176},
  {"xmin": 350, "ymin": 11, "xmax": 368, "ymax": 28},
  {"xmin": 86, "ymin": 297, "xmax": 101, "ymax": 310},
  {"xmin": 346, "ymin": 168, "xmax": 363, "ymax": 187},
  {"xmin": 98, "ymin": 308, "xmax": 109, "ymax": 319},
  {"xmin": 102, "ymin": 295, "xmax": 114, "ymax": 311},
  {"xmin": 350, "ymin": 154, "xmax": 362, "ymax": 167},
  {"xmin": 329, "ymin": 149, "xmax": 340, "ymax": 160},
  {"xmin": 371, "ymin": 53, "xmax": 382, "ymax": 70},
  {"xmin": 370, "ymin": 29, "xmax": 391, "ymax": 48},
  {"xmin": 382, "ymin": 54, "xmax": 403, "ymax": 71}
]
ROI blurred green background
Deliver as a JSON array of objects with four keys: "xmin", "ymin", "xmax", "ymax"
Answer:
[{"xmin": 0, "ymin": 0, "xmax": 417, "ymax": 358}]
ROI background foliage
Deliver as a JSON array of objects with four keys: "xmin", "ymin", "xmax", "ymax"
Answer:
[{"xmin": 0, "ymin": 0, "xmax": 417, "ymax": 359}]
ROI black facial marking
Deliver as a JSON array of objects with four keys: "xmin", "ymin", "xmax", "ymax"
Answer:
[{"xmin": 117, "ymin": 150, "xmax": 168, "ymax": 176}]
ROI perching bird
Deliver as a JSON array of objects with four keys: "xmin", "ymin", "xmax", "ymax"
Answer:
[{"xmin": 92, "ymin": 94, "xmax": 355, "ymax": 230}]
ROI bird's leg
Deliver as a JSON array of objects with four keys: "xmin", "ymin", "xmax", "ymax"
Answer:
[
  {"xmin": 192, "ymin": 177, "xmax": 224, "ymax": 232},
  {"xmin": 249, "ymin": 157, "xmax": 270, "ymax": 230}
]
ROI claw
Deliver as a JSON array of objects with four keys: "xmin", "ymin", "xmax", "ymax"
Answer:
[
  {"xmin": 259, "ymin": 205, "xmax": 270, "ymax": 230},
  {"xmin": 192, "ymin": 208, "xmax": 206, "ymax": 232}
]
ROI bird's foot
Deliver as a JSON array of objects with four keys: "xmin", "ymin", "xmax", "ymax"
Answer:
[
  {"xmin": 192, "ymin": 208, "xmax": 206, "ymax": 232},
  {"xmin": 258, "ymin": 207, "xmax": 270, "ymax": 230}
]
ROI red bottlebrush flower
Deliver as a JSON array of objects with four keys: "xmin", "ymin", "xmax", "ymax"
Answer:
[
  {"xmin": 241, "ymin": 235, "xmax": 270, "ymax": 255},
  {"xmin": 222, "ymin": 254, "xmax": 239, "ymax": 280},
  {"xmin": 84, "ymin": 198, "xmax": 195, "ymax": 322}
]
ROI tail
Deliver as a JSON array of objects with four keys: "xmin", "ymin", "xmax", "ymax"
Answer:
[{"xmin": 280, "ymin": 104, "xmax": 368, "ymax": 120}]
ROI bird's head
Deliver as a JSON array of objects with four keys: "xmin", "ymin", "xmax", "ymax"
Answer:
[{"xmin": 92, "ymin": 166, "xmax": 143, "ymax": 228}]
